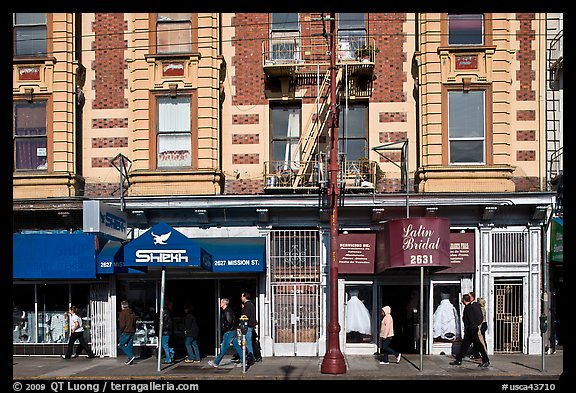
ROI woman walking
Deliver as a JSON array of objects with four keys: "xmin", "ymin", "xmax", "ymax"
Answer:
[{"xmin": 379, "ymin": 306, "xmax": 401, "ymax": 365}]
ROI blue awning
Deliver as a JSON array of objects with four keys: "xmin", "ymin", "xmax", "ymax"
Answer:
[
  {"xmin": 123, "ymin": 222, "xmax": 207, "ymax": 268},
  {"xmin": 97, "ymin": 240, "xmax": 124, "ymax": 274},
  {"xmin": 13, "ymin": 233, "xmax": 97, "ymax": 279},
  {"xmin": 197, "ymin": 238, "xmax": 265, "ymax": 273}
]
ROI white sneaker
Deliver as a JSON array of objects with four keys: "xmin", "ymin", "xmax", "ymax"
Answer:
[
  {"xmin": 396, "ymin": 353, "xmax": 402, "ymax": 363},
  {"xmin": 125, "ymin": 356, "xmax": 135, "ymax": 365},
  {"xmin": 379, "ymin": 361, "xmax": 389, "ymax": 365},
  {"xmin": 207, "ymin": 360, "xmax": 219, "ymax": 368}
]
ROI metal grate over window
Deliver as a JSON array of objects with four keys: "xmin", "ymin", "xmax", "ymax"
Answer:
[
  {"xmin": 492, "ymin": 232, "xmax": 528, "ymax": 264},
  {"xmin": 270, "ymin": 230, "xmax": 321, "ymax": 283}
]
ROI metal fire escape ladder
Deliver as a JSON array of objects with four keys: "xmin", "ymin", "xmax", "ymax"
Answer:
[{"xmin": 291, "ymin": 67, "xmax": 343, "ymax": 188}]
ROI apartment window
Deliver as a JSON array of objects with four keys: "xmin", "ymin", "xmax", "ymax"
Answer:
[
  {"xmin": 270, "ymin": 13, "xmax": 299, "ymax": 63},
  {"xmin": 156, "ymin": 13, "xmax": 192, "ymax": 54},
  {"xmin": 13, "ymin": 13, "xmax": 47, "ymax": 57},
  {"xmin": 13, "ymin": 100, "xmax": 48, "ymax": 171},
  {"xmin": 271, "ymin": 105, "xmax": 301, "ymax": 171},
  {"xmin": 448, "ymin": 14, "xmax": 484, "ymax": 45},
  {"xmin": 448, "ymin": 90, "xmax": 485, "ymax": 164},
  {"xmin": 338, "ymin": 13, "xmax": 366, "ymax": 60},
  {"xmin": 156, "ymin": 96, "xmax": 192, "ymax": 168},
  {"xmin": 339, "ymin": 103, "xmax": 367, "ymax": 161}
]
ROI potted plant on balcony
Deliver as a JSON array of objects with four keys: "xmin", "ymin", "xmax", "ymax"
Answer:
[{"xmin": 355, "ymin": 44, "xmax": 379, "ymax": 62}]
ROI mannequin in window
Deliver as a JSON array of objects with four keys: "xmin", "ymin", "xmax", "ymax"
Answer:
[
  {"xmin": 433, "ymin": 292, "xmax": 461, "ymax": 342},
  {"xmin": 346, "ymin": 289, "xmax": 372, "ymax": 342}
]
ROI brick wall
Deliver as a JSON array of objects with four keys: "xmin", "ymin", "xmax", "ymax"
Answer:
[
  {"xmin": 516, "ymin": 14, "xmax": 536, "ymax": 102},
  {"xmin": 92, "ymin": 13, "xmax": 127, "ymax": 109},
  {"xmin": 231, "ymin": 13, "xmax": 268, "ymax": 106},
  {"xmin": 369, "ymin": 13, "xmax": 407, "ymax": 103}
]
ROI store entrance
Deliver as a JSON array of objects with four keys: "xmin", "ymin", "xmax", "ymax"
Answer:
[
  {"xmin": 164, "ymin": 279, "xmax": 216, "ymax": 360},
  {"xmin": 380, "ymin": 284, "xmax": 423, "ymax": 354},
  {"xmin": 164, "ymin": 278, "xmax": 257, "ymax": 360}
]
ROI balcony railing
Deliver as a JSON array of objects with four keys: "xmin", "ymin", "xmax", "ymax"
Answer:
[
  {"xmin": 264, "ymin": 157, "xmax": 377, "ymax": 193},
  {"xmin": 262, "ymin": 35, "xmax": 377, "ymax": 67}
]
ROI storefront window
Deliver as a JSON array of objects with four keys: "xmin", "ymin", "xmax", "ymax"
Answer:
[
  {"xmin": 117, "ymin": 280, "xmax": 158, "ymax": 345},
  {"xmin": 13, "ymin": 285, "xmax": 35, "ymax": 343},
  {"xmin": 13, "ymin": 283, "xmax": 93, "ymax": 344},
  {"xmin": 345, "ymin": 284, "xmax": 373, "ymax": 343},
  {"xmin": 431, "ymin": 284, "xmax": 461, "ymax": 343},
  {"xmin": 36, "ymin": 284, "xmax": 69, "ymax": 344}
]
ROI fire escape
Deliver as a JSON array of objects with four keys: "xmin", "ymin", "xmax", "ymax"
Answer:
[{"xmin": 262, "ymin": 30, "xmax": 378, "ymax": 193}]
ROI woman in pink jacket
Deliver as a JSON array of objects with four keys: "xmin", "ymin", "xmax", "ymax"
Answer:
[{"xmin": 379, "ymin": 306, "xmax": 401, "ymax": 365}]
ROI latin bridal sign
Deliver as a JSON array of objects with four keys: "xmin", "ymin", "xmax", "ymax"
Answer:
[{"xmin": 377, "ymin": 217, "xmax": 452, "ymax": 271}]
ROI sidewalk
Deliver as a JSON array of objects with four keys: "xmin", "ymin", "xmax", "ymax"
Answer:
[{"xmin": 13, "ymin": 350, "xmax": 565, "ymax": 381}]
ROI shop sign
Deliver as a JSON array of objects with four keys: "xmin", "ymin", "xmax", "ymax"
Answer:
[
  {"xmin": 337, "ymin": 233, "xmax": 376, "ymax": 274},
  {"xmin": 550, "ymin": 217, "xmax": 563, "ymax": 264},
  {"xmin": 83, "ymin": 200, "xmax": 127, "ymax": 240},
  {"xmin": 377, "ymin": 217, "xmax": 451, "ymax": 272},
  {"xmin": 434, "ymin": 232, "xmax": 476, "ymax": 274},
  {"xmin": 123, "ymin": 222, "xmax": 206, "ymax": 268}
]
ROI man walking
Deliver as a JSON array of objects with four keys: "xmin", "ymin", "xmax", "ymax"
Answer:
[
  {"xmin": 208, "ymin": 298, "xmax": 244, "ymax": 368},
  {"xmin": 450, "ymin": 294, "xmax": 490, "ymax": 368},
  {"xmin": 118, "ymin": 300, "xmax": 137, "ymax": 365},
  {"xmin": 240, "ymin": 291, "xmax": 257, "ymax": 366}
]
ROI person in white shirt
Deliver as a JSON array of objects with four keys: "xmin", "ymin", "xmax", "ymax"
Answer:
[{"xmin": 62, "ymin": 306, "xmax": 95, "ymax": 359}]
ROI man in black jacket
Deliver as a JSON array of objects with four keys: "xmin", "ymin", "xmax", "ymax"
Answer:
[
  {"xmin": 208, "ymin": 298, "xmax": 244, "ymax": 368},
  {"xmin": 241, "ymin": 291, "xmax": 257, "ymax": 365},
  {"xmin": 450, "ymin": 293, "xmax": 490, "ymax": 367}
]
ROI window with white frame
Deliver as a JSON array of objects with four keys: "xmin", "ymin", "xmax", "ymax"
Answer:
[
  {"xmin": 156, "ymin": 96, "xmax": 192, "ymax": 168},
  {"xmin": 448, "ymin": 90, "xmax": 485, "ymax": 164},
  {"xmin": 13, "ymin": 100, "xmax": 48, "ymax": 171},
  {"xmin": 13, "ymin": 13, "xmax": 47, "ymax": 57},
  {"xmin": 270, "ymin": 13, "xmax": 299, "ymax": 63},
  {"xmin": 448, "ymin": 14, "xmax": 484, "ymax": 46},
  {"xmin": 345, "ymin": 283, "xmax": 373, "ymax": 344},
  {"xmin": 156, "ymin": 13, "xmax": 192, "ymax": 54},
  {"xmin": 271, "ymin": 105, "xmax": 301, "ymax": 172}
]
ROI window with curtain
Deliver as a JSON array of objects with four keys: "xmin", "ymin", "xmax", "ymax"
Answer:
[
  {"xmin": 448, "ymin": 14, "xmax": 484, "ymax": 45},
  {"xmin": 270, "ymin": 13, "xmax": 299, "ymax": 63},
  {"xmin": 13, "ymin": 13, "xmax": 47, "ymax": 57},
  {"xmin": 156, "ymin": 96, "xmax": 192, "ymax": 168},
  {"xmin": 338, "ymin": 103, "xmax": 367, "ymax": 161},
  {"xmin": 13, "ymin": 100, "xmax": 48, "ymax": 171},
  {"xmin": 448, "ymin": 90, "xmax": 485, "ymax": 164},
  {"xmin": 156, "ymin": 13, "xmax": 192, "ymax": 54},
  {"xmin": 271, "ymin": 106, "xmax": 300, "ymax": 171},
  {"xmin": 338, "ymin": 13, "xmax": 366, "ymax": 60}
]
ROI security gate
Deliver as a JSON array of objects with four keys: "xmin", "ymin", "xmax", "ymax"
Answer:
[
  {"xmin": 90, "ymin": 283, "xmax": 113, "ymax": 357},
  {"xmin": 494, "ymin": 280, "xmax": 523, "ymax": 353},
  {"xmin": 272, "ymin": 284, "xmax": 320, "ymax": 355},
  {"xmin": 270, "ymin": 230, "xmax": 321, "ymax": 356}
]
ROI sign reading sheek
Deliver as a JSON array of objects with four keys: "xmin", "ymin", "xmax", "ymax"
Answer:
[
  {"xmin": 377, "ymin": 217, "xmax": 451, "ymax": 272},
  {"xmin": 123, "ymin": 221, "xmax": 207, "ymax": 268}
]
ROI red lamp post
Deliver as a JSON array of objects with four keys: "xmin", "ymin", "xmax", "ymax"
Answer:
[{"xmin": 320, "ymin": 12, "xmax": 346, "ymax": 375}]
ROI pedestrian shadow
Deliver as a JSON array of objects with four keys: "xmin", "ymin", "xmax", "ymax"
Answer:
[{"xmin": 280, "ymin": 365, "xmax": 296, "ymax": 380}]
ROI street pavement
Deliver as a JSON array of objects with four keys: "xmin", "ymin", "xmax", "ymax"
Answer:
[{"xmin": 12, "ymin": 350, "xmax": 566, "ymax": 386}]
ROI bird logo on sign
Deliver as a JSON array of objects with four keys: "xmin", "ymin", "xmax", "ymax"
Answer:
[{"xmin": 151, "ymin": 231, "xmax": 171, "ymax": 245}]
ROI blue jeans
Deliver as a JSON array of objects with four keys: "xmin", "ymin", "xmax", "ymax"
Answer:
[
  {"xmin": 184, "ymin": 336, "xmax": 201, "ymax": 361},
  {"xmin": 380, "ymin": 337, "xmax": 399, "ymax": 363},
  {"xmin": 214, "ymin": 330, "xmax": 243, "ymax": 366},
  {"xmin": 118, "ymin": 333, "xmax": 134, "ymax": 360},
  {"xmin": 161, "ymin": 335, "xmax": 174, "ymax": 362},
  {"xmin": 245, "ymin": 327, "xmax": 254, "ymax": 360}
]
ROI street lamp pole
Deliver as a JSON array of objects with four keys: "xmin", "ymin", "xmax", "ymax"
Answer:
[{"xmin": 321, "ymin": 12, "xmax": 346, "ymax": 374}]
